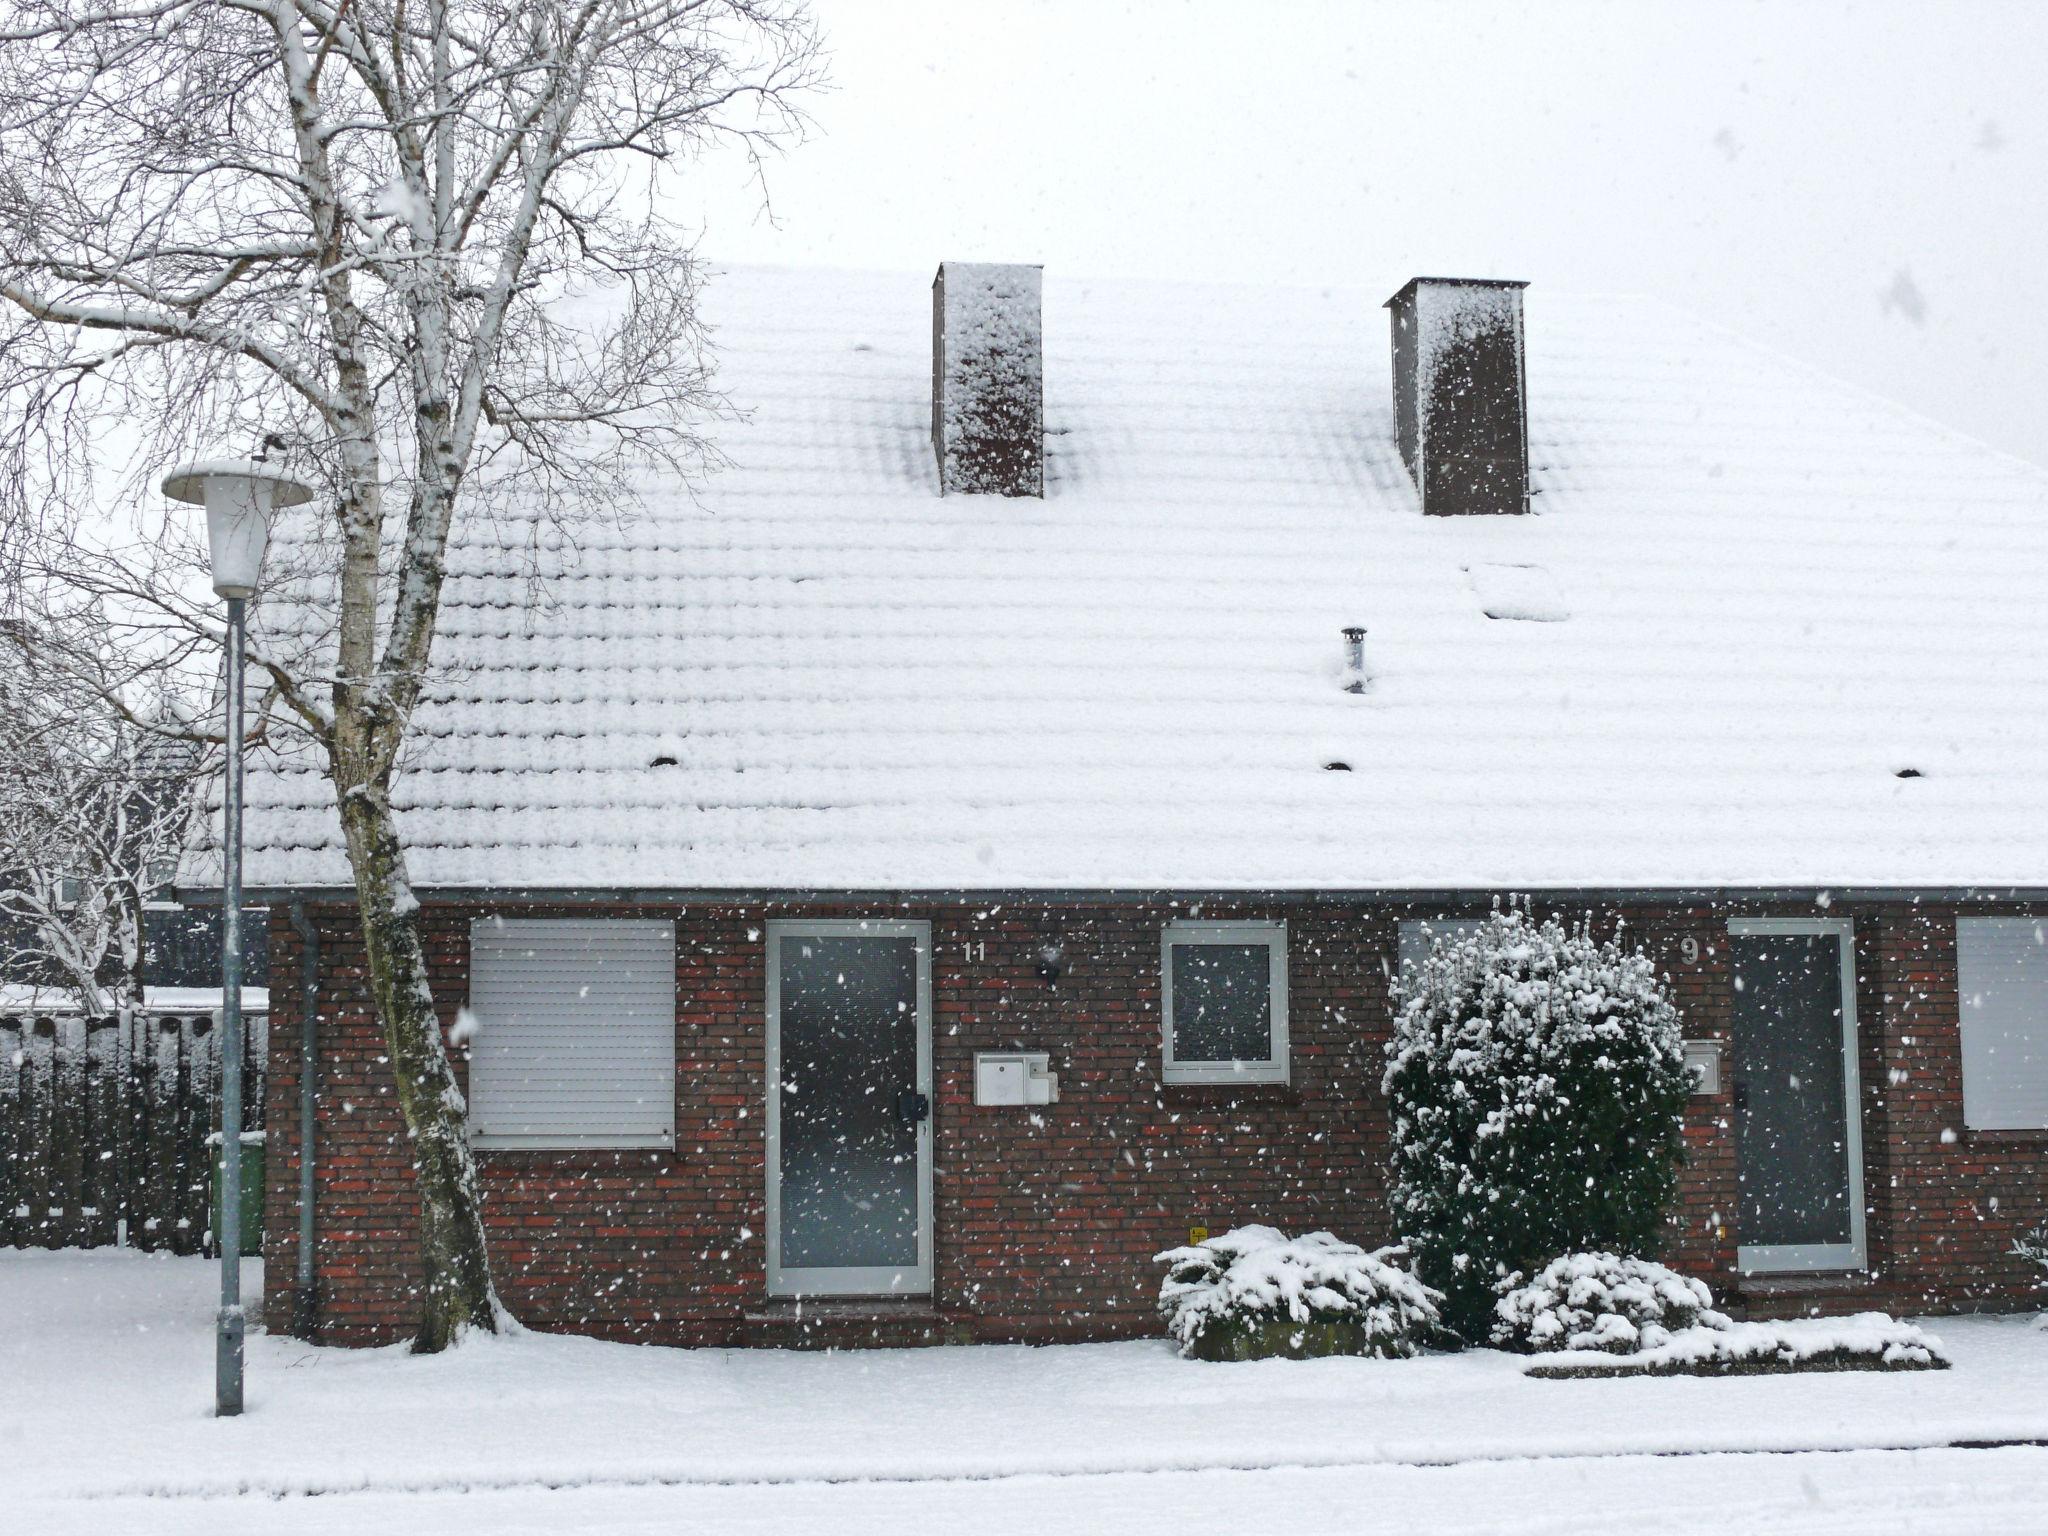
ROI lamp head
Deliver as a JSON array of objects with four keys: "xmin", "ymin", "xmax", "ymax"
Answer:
[{"xmin": 162, "ymin": 458, "xmax": 314, "ymax": 600}]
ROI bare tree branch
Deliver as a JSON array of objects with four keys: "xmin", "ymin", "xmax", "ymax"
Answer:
[
  {"xmin": 0, "ymin": 0, "xmax": 823, "ymax": 1349},
  {"xmin": 0, "ymin": 614, "xmax": 215, "ymax": 1017}
]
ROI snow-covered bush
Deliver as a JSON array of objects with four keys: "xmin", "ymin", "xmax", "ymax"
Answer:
[
  {"xmin": 1497, "ymin": 1253, "xmax": 1953, "ymax": 1377},
  {"xmin": 1493, "ymin": 1252, "xmax": 1727, "ymax": 1354},
  {"xmin": 1384, "ymin": 905, "xmax": 1693, "ymax": 1342},
  {"xmin": 2014, "ymin": 1222, "xmax": 2048, "ymax": 1329},
  {"xmin": 1524, "ymin": 1312, "xmax": 1950, "ymax": 1378},
  {"xmin": 1155, "ymin": 1224, "xmax": 1442, "ymax": 1362},
  {"xmin": 2014, "ymin": 1222, "xmax": 2048, "ymax": 1281}
]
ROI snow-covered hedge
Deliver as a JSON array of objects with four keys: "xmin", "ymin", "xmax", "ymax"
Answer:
[
  {"xmin": 1155, "ymin": 1224, "xmax": 1442, "ymax": 1362},
  {"xmin": 1494, "ymin": 1252, "xmax": 1953, "ymax": 1377},
  {"xmin": 2014, "ymin": 1223, "xmax": 2048, "ymax": 1330},
  {"xmin": 2014, "ymin": 1223, "xmax": 2048, "ymax": 1286},
  {"xmin": 1493, "ymin": 1253, "xmax": 1727, "ymax": 1354},
  {"xmin": 1525, "ymin": 1312, "xmax": 1950, "ymax": 1378},
  {"xmin": 1384, "ymin": 905, "xmax": 1693, "ymax": 1342}
]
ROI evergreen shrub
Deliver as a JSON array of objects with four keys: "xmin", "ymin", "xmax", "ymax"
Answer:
[{"xmin": 1384, "ymin": 905, "xmax": 1692, "ymax": 1342}]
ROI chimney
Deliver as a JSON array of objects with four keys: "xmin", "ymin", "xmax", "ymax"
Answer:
[
  {"xmin": 932, "ymin": 262, "xmax": 1043, "ymax": 497},
  {"xmin": 1384, "ymin": 277, "xmax": 1529, "ymax": 515}
]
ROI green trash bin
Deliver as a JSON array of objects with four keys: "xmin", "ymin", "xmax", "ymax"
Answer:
[{"xmin": 210, "ymin": 1132, "xmax": 267, "ymax": 1258}]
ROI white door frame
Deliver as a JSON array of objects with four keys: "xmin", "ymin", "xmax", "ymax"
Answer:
[
  {"xmin": 1727, "ymin": 916, "xmax": 1867, "ymax": 1274},
  {"xmin": 765, "ymin": 918, "xmax": 933, "ymax": 1297}
]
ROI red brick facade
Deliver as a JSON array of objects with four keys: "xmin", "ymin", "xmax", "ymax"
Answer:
[{"xmin": 260, "ymin": 897, "xmax": 2048, "ymax": 1347}]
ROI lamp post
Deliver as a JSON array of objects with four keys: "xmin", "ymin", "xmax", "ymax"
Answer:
[{"xmin": 163, "ymin": 458, "xmax": 313, "ymax": 1418}]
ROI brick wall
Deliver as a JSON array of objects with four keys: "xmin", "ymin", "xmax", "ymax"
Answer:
[
  {"xmin": 1860, "ymin": 908, "xmax": 2048, "ymax": 1313},
  {"xmin": 261, "ymin": 897, "xmax": 2048, "ymax": 1347}
]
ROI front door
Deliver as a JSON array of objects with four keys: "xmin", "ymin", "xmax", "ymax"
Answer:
[
  {"xmin": 1728, "ymin": 918, "xmax": 1867, "ymax": 1273},
  {"xmin": 766, "ymin": 920, "xmax": 932, "ymax": 1296}
]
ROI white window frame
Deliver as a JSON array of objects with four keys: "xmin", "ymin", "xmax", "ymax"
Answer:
[
  {"xmin": 1955, "ymin": 916, "xmax": 2048, "ymax": 1131},
  {"xmin": 1727, "ymin": 916, "xmax": 1867, "ymax": 1275},
  {"xmin": 1160, "ymin": 921, "xmax": 1289, "ymax": 1086},
  {"xmin": 466, "ymin": 917, "xmax": 677, "ymax": 1152}
]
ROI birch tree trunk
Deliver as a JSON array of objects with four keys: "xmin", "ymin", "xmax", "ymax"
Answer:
[{"xmin": 336, "ymin": 779, "xmax": 498, "ymax": 1344}]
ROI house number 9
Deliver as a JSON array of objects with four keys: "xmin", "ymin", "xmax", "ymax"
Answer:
[{"xmin": 1680, "ymin": 937, "xmax": 1702, "ymax": 964}]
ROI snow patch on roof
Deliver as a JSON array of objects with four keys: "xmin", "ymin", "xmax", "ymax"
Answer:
[{"xmin": 1465, "ymin": 563, "xmax": 1569, "ymax": 623}]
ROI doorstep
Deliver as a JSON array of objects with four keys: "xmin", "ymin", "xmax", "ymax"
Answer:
[
  {"xmin": 1728, "ymin": 1270, "xmax": 1880, "ymax": 1320},
  {"xmin": 742, "ymin": 1298, "xmax": 968, "ymax": 1350}
]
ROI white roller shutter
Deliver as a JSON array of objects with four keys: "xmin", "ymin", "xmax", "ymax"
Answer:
[
  {"xmin": 1957, "ymin": 917, "xmax": 2048, "ymax": 1131},
  {"xmin": 467, "ymin": 918, "xmax": 676, "ymax": 1149}
]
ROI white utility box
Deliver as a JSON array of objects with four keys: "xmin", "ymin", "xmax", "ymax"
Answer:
[
  {"xmin": 1682, "ymin": 1039, "xmax": 1724, "ymax": 1096},
  {"xmin": 974, "ymin": 1051, "xmax": 1058, "ymax": 1106}
]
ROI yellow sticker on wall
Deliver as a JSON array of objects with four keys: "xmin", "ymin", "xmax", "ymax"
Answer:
[{"xmin": 1189, "ymin": 1225, "xmax": 1210, "ymax": 1245}]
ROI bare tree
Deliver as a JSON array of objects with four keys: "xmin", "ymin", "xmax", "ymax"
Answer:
[
  {"xmin": 0, "ymin": 625, "xmax": 208, "ymax": 1020},
  {"xmin": 0, "ymin": 0, "xmax": 822, "ymax": 1348}
]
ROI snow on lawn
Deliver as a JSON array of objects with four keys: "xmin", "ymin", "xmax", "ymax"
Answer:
[
  {"xmin": 5, "ymin": 1249, "xmax": 2048, "ymax": 1515},
  {"xmin": 30, "ymin": 1447, "xmax": 2048, "ymax": 1536}
]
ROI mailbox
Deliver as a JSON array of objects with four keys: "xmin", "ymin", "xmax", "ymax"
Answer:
[
  {"xmin": 974, "ymin": 1051, "xmax": 1058, "ymax": 1106},
  {"xmin": 1682, "ymin": 1039, "xmax": 1724, "ymax": 1096}
]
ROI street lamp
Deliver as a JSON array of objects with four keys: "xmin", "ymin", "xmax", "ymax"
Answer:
[{"xmin": 163, "ymin": 458, "xmax": 313, "ymax": 1419}]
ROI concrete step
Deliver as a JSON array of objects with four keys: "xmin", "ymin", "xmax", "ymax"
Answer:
[
  {"xmin": 1726, "ymin": 1271, "xmax": 1884, "ymax": 1321},
  {"xmin": 742, "ymin": 1300, "xmax": 966, "ymax": 1350}
]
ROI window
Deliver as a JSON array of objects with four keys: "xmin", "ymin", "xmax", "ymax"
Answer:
[
  {"xmin": 1956, "ymin": 917, "xmax": 2048, "ymax": 1131},
  {"xmin": 1395, "ymin": 917, "xmax": 1486, "ymax": 981},
  {"xmin": 466, "ymin": 918, "xmax": 676, "ymax": 1150},
  {"xmin": 1161, "ymin": 921, "xmax": 1287, "ymax": 1084},
  {"xmin": 143, "ymin": 857, "xmax": 181, "ymax": 910}
]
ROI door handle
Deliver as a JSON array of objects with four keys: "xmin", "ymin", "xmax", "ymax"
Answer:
[{"xmin": 896, "ymin": 1090, "xmax": 930, "ymax": 1126}]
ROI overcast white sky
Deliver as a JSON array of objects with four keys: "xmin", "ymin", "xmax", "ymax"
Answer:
[{"xmin": 683, "ymin": 0, "xmax": 2048, "ymax": 469}]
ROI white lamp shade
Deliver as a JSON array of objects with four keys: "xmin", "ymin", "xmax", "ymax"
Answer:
[{"xmin": 162, "ymin": 459, "xmax": 315, "ymax": 600}]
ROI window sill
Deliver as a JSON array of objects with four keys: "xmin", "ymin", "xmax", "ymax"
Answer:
[
  {"xmin": 1961, "ymin": 1127, "xmax": 2048, "ymax": 1147},
  {"xmin": 1733, "ymin": 1270, "xmax": 1875, "ymax": 1296},
  {"xmin": 1162, "ymin": 1069, "xmax": 1290, "ymax": 1088},
  {"xmin": 474, "ymin": 1143, "xmax": 675, "ymax": 1159},
  {"xmin": 1158, "ymin": 1082, "xmax": 1300, "ymax": 1108}
]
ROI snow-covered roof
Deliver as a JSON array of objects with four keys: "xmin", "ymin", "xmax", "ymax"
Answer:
[{"xmin": 229, "ymin": 266, "xmax": 2048, "ymax": 895}]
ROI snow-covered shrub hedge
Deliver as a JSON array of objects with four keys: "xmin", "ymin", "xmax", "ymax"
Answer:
[
  {"xmin": 1155, "ymin": 1224, "xmax": 1442, "ymax": 1362},
  {"xmin": 1384, "ymin": 905, "xmax": 1693, "ymax": 1342},
  {"xmin": 2014, "ymin": 1222, "xmax": 2048, "ymax": 1282},
  {"xmin": 1524, "ymin": 1312, "xmax": 1950, "ymax": 1378},
  {"xmin": 1493, "ymin": 1252, "xmax": 1728, "ymax": 1354},
  {"xmin": 2015, "ymin": 1223, "xmax": 2048, "ymax": 1329}
]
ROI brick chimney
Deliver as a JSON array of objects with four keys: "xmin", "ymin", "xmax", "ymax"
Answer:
[
  {"xmin": 1384, "ymin": 277, "xmax": 1529, "ymax": 515},
  {"xmin": 932, "ymin": 262, "xmax": 1043, "ymax": 497}
]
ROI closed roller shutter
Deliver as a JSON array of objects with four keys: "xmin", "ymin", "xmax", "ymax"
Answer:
[
  {"xmin": 1957, "ymin": 917, "xmax": 2048, "ymax": 1131},
  {"xmin": 468, "ymin": 918, "xmax": 676, "ymax": 1149}
]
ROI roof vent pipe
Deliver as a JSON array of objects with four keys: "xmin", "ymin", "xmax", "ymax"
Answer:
[
  {"xmin": 1342, "ymin": 626, "xmax": 1370, "ymax": 694},
  {"xmin": 1384, "ymin": 277, "xmax": 1530, "ymax": 516},
  {"xmin": 932, "ymin": 261, "xmax": 1044, "ymax": 497}
]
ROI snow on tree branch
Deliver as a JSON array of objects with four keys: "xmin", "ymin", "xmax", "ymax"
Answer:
[{"xmin": 0, "ymin": 623, "xmax": 213, "ymax": 1016}]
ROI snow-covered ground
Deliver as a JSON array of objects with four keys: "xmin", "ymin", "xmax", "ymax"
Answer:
[{"xmin": 5, "ymin": 1249, "xmax": 2047, "ymax": 1534}]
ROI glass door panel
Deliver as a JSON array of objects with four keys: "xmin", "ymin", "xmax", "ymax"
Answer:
[
  {"xmin": 1729, "ymin": 922, "xmax": 1866, "ymax": 1272},
  {"xmin": 767, "ymin": 923, "xmax": 931, "ymax": 1295}
]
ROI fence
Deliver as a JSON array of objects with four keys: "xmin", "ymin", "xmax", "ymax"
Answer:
[{"xmin": 0, "ymin": 1004, "xmax": 268, "ymax": 1253}]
